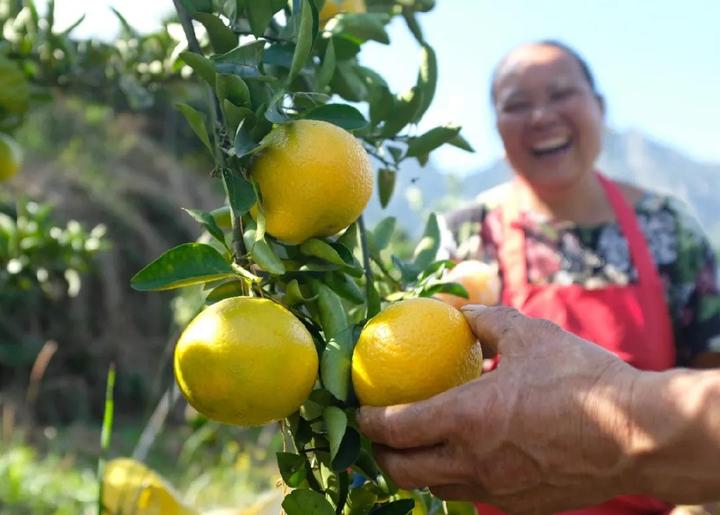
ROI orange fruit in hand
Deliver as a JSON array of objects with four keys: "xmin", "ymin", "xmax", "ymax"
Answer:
[{"xmin": 352, "ymin": 298, "xmax": 482, "ymax": 406}]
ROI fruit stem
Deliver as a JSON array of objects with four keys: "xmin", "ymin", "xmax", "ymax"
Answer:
[{"xmin": 173, "ymin": 0, "xmax": 248, "ymax": 264}]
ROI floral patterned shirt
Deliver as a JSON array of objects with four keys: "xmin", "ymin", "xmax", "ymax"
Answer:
[{"xmin": 439, "ymin": 186, "xmax": 720, "ymax": 366}]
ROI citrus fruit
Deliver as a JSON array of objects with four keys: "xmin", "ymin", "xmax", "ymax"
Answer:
[
  {"xmin": 352, "ymin": 298, "xmax": 482, "ymax": 406},
  {"xmin": 103, "ymin": 458, "xmax": 198, "ymax": 515},
  {"xmin": 320, "ymin": 0, "xmax": 366, "ymax": 23},
  {"xmin": 436, "ymin": 260, "xmax": 501, "ymax": 309},
  {"xmin": 0, "ymin": 132, "xmax": 22, "ymax": 181},
  {"xmin": 249, "ymin": 119, "xmax": 372, "ymax": 245},
  {"xmin": 174, "ymin": 297, "xmax": 318, "ymax": 426}
]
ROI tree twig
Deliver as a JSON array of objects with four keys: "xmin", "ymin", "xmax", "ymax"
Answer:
[
  {"xmin": 358, "ymin": 216, "xmax": 376, "ymax": 315},
  {"xmin": 172, "ymin": 0, "xmax": 247, "ymax": 266}
]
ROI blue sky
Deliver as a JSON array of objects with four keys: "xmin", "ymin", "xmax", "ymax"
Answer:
[{"xmin": 47, "ymin": 0, "xmax": 720, "ymax": 173}]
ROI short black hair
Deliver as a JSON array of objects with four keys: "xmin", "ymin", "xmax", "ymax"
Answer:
[{"xmin": 491, "ymin": 40, "xmax": 599, "ymax": 103}]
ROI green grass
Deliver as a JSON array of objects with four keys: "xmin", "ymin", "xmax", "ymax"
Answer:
[{"xmin": 0, "ymin": 420, "xmax": 282, "ymax": 515}]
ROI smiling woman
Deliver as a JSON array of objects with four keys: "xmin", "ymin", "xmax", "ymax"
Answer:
[{"xmin": 437, "ymin": 40, "xmax": 720, "ymax": 514}]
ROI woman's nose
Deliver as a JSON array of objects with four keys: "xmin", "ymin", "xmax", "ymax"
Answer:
[{"xmin": 529, "ymin": 103, "xmax": 554, "ymax": 125}]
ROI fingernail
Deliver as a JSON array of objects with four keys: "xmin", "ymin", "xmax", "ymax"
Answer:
[{"xmin": 461, "ymin": 304, "xmax": 487, "ymax": 312}]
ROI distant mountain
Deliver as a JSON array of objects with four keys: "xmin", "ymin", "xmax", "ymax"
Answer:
[{"xmin": 364, "ymin": 130, "xmax": 720, "ymax": 249}]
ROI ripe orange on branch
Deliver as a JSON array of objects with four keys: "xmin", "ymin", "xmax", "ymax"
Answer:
[
  {"xmin": 174, "ymin": 297, "xmax": 318, "ymax": 426},
  {"xmin": 249, "ymin": 120, "xmax": 373, "ymax": 245}
]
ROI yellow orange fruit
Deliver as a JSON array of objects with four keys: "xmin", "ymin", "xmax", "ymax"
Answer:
[
  {"xmin": 250, "ymin": 119, "xmax": 372, "ymax": 245},
  {"xmin": 352, "ymin": 298, "xmax": 482, "ymax": 406},
  {"xmin": 102, "ymin": 458, "xmax": 198, "ymax": 515},
  {"xmin": 174, "ymin": 297, "xmax": 318, "ymax": 426},
  {"xmin": 435, "ymin": 260, "xmax": 500, "ymax": 309}
]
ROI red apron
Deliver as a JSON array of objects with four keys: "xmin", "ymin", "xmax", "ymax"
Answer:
[{"xmin": 476, "ymin": 173, "xmax": 675, "ymax": 514}]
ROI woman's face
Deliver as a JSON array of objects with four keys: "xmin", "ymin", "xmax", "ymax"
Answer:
[{"xmin": 493, "ymin": 45, "xmax": 604, "ymax": 196}]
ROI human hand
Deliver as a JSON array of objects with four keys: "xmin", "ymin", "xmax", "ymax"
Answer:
[{"xmin": 357, "ymin": 305, "xmax": 642, "ymax": 514}]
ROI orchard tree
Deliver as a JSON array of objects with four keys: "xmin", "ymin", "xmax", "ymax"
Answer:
[{"xmin": 130, "ymin": 1, "xmax": 480, "ymax": 513}]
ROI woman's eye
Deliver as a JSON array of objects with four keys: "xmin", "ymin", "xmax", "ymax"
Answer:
[
  {"xmin": 502, "ymin": 101, "xmax": 530, "ymax": 113},
  {"xmin": 551, "ymin": 88, "xmax": 576, "ymax": 102}
]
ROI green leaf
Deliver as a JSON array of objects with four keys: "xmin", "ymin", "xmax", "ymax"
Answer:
[
  {"xmin": 369, "ymin": 86, "xmax": 393, "ymax": 126},
  {"xmin": 205, "ymin": 280, "xmax": 246, "ymax": 304},
  {"xmin": 413, "ymin": 213, "xmax": 440, "ymax": 271},
  {"xmin": 176, "ymin": 103, "xmax": 213, "ymax": 156},
  {"xmin": 243, "ymin": 223, "xmax": 286, "ymax": 275},
  {"xmin": 303, "ymin": 103, "xmax": 368, "ymax": 131},
  {"xmin": 405, "ymin": 125, "xmax": 461, "ymax": 158},
  {"xmin": 223, "ymin": 100, "xmax": 255, "ymax": 133},
  {"xmin": 353, "ymin": 448, "xmax": 381, "ymax": 481},
  {"xmin": 317, "ymin": 284, "xmax": 353, "ymax": 402},
  {"xmin": 367, "ymin": 282, "xmax": 381, "ymax": 318},
  {"xmin": 213, "ymin": 40, "xmax": 265, "ymax": 66},
  {"xmin": 419, "ymin": 282, "xmax": 468, "ymax": 299},
  {"xmin": 317, "ymin": 38, "xmax": 336, "ymax": 89},
  {"xmin": 378, "ymin": 168, "xmax": 396, "ymax": 208},
  {"xmin": 330, "ymin": 13, "xmax": 391, "ymax": 44},
  {"xmin": 317, "ymin": 283, "xmax": 354, "ymax": 346},
  {"xmin": 178, "ymin": 0, "xmax": 212, "ymax": 15},
  {"xmin": 332, "ymin": 426, "xmax": 361, "ymax": 471},
  {"xmin": 337, "ymin": 222, "xmax": 360, "ymax": 254},
  {"xmin": 321, "ymin": 338, "xmax": 352, "ymax": 404},
  {"xmin": 221, "ymin": 169, "xmax": 256, "ymax": 216},
  {"xmin": 371, "ymin": 499, "xmax": 415, "ymax": 514},
  {"xmin": 264, "ymin": 95, "xmax": 291, "ymax": 124},
  {"xmin": 59, "ymin": 13, "xmax": 86, "ymax": 36},
  {"xmin": 182, "ymin": 208, "xmax": 228, "ymax": 249},
  {"xmin": 331, "ymin": 60, "xmax": 368, "ymax": 102},
  {"xmin": 402, "ymin": 8, "xmax": 423, "ymax": 43},
  {"xmin": 448, "ymin": 133, "xmax": 475, "ymax": 152},
  {"xmin": 323, "ymin": 406, "xmax": 347, "ymax": 463},
  {"xmin": 276, "ymin": 452, "xmax": 308, "ymax": 488},
  {"xmin": 301, "ymin": 239, "xmax": 348, "ymax": 266},
  {"xmin": 263, "ymin": 42, "xmax": 296, "ymax": 68},
  {"xmin": 380, "ymin": 87, "xmax": 422, "ymax": 137},
  {"xmin": 445, "ymin": 501, "xmax": 479, "ymax": 515},
  {"xmin": 216, "ymin": 73, "xmax": 250, "ymax": 106},
  {"xmin": 326, "ymin": 272, "xmax": 364, "ymax": 304},
  {"xmin": 284, "ymin": 279, "xmax": 314, "ymax": 306},
  {"xmin": 289, "ymin": 0, "xmax": 316, "ymax": 82},
  {"xmin": 373, "ymin": 217, "xmax": 396, "ymax": 252},
  {"xmin": 131, "ymin": 243, "xmax": 234, "ymax": 291},
  {"xmin": 387, "ymin": 146, "xmax": 404, "ymax": 164},
  {"xmin": 179, "ymin": 51, "xmax": 216, "ymax": 86},
  {"xmin": 233, "ymin": 120, "xmax": 260, "ymax": 158},
  {"xmin": 246, "ymin": 0, "xmax": 285, "ymax": 37},
  {"xmin": 111, "ymin": 7, "xmax": 137, "ymax": 37},
  {"xmin": 412, "ymin": 43, "xmax": 437, "ymax": 123},
  {"xmin": 346, "ymin": 482, "xmax": 378, "ymax": 513},
  {"xmin": 282, "ymin": 489, "xmax": 335, "ymax": 515},
  {"xmin": 193, "ymin": 13, "xmax": 238, "ymax": 54}
]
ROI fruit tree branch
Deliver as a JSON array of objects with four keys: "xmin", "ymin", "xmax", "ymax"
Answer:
[{"xmin": 172, "ymin": 0, "xmax": 248, "ymax": 265}]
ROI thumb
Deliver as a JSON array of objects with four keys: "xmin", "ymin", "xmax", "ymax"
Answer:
[{"xmin": 460, "ymin": 304, "xmax": 524, "ymax": 357}]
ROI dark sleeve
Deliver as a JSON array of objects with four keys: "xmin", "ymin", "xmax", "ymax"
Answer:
[
  {"xmin": 664, "ymin": 198, "xmax": 720, "ymax": 366},
  {"xmin": 438, "ymin": 203, "xmax": 490, "ymax": 262}
]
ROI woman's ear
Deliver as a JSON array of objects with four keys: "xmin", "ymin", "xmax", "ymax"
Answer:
[{"xmin": 596, "ymin": 94, "xmax": 606, "ymax": 116}]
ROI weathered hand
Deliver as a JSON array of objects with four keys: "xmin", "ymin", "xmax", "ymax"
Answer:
[{"xmin": 357, "ymin": 305, "xmax": 641, "ymax": 514}]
